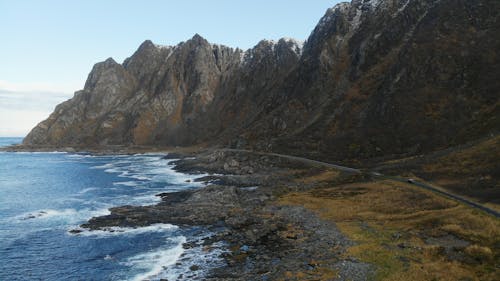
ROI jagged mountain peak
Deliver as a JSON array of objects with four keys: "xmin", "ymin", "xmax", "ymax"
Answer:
[
  {"xmin": 277, "ymin": 37, "xmax": 304, "ymax": 56},
  {"xmin": 23, "ymin": 0, "xmax": 499, "ymax": 163},
  {"xmin": 191, "ymin": 33, "xmax": 206, "ymax": 41},
  {"xmin": 252, "ymin": 39, "xmax": 277, "ymax": 52},
  {"xmin": 185, "ymin": 33, "xmax": 210, "ymax": 47},
  {"xmin": 251, "ymin": 37, "xmax": 303, "ymax": 49},
  {"xmin": 138, "ymin": 39, "xmax": 155, "ymax": 49},
  {"xmin": 103, "ymin": 57, "xmax": 119, "ymax": 66},
  {"xmin": 303, "ymin": 0, "xmax": 412, "ymax": 58},
  {"xmin": 240, "ymin": 37, "xmax": 304, "ymax": 65},
  {"xmin": 313, "ymin": 0, "xmax": 394, "ymax": 33},
  {"xmin": 83, "ymin": 57, "xmax": 125, "ymax": 91}
]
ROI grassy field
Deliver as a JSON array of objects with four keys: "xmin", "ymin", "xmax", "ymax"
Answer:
[
  {"xmin": 278, "ymin": 171, "xmax": 500, "ymax": 280},
  {"xmin": 420, "ymin": 136, "xmax": 500, "ymax": 204},
  {"xmin": 376, "ymin": 135, "xmax": 500, "ymax": 205}
]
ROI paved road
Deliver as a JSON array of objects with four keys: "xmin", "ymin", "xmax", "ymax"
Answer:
[
  {"xmin": 380, "ymin": 174, "xmax": 500, "ymax": 218},
  {"xmin": 221, "ymin": 149, "xmax": 500, "ymax": 218},
  {"xmin": 220, "ymin": 149, "xmax": 361, "ymax": 174}
]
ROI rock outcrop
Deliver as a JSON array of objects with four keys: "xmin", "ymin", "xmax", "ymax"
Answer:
[{"xmin": 24, "ymin": 0, "xmax": 500, "ymax": 162}]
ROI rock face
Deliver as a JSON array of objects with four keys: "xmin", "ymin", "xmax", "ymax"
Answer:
[
  {"xmin": 24, "ymin": 34, "xmax": 302, "ymax": 147},
  {"xmin": 24, "ymin": 0, "xmax": 500, "ymax": 161}
]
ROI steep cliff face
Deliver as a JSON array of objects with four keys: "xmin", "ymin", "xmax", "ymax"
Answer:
[
  {"xmin": 24, "ymin": 0, "xmax": 499, "ymax": 161},
  {"xmin": 24, "ymin": 33, "xmax": 302, "ymax": 147},
  {"xmin": 238, "ymin": 0, "xmax": 500, "ymax": 160},
  {"xmin": 25, "ymin": 58, "xmax": 138, "ymax": 145}
]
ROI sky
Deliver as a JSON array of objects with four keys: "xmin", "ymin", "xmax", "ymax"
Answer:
[{"xmin": 0, "ymin": 0, "xmax": 341, "ymax": 137}]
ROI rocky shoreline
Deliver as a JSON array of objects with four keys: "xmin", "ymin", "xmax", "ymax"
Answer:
[
  {"xmin": 80, "ymin": 149, "xmax": 373, "ymax": 280},
  {"xmin": 4, "ymin": 144, "xmax": 498, "ymax": 280}
]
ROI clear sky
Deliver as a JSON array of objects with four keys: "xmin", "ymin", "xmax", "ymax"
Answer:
[{"xmin": 0, "ymin": 0, "xmax": 341, "ymax": 137}]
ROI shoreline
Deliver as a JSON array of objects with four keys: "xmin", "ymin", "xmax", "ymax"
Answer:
[
  {"xmin": 1, "ymin": 142, "xmax": 373, "ymax": 279},
  {"xmin": 79, "ymin": 148, "xmax": 374, "ymax": 280},
  {"xmin": 3, "ymin": 144, "xmax": 499, "ymax": 280},
  {"xmin": 0, "ymin": 144, "xmax": 207, "ymax": 157}
]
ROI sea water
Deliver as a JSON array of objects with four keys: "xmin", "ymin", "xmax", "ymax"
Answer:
[{"xmin": 0, "ymin": 137, "xmax": 224, "ymax": 280}]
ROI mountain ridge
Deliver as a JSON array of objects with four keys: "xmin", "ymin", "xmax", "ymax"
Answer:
[{"xmin": 23, "ymin": 0, "xmax": 500, "ymax": 163}]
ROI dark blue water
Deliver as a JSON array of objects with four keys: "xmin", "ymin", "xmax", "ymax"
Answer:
[{"xmin": 0, "ymin": 138, "xmax": 223, "ymax": 280}]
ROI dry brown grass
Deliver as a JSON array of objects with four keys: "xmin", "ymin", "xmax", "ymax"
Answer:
[
  {"xmin": 422, "ymin": 136, "xmax": 500, "ymax": 176},
  {"xmin": 375, "ymin": 135, "xmax": 499, "ymax": 206},
  {"xmin": 279, "ymin": 179, "xmax": 500, "ymax": 281},
  {"xmin": 419, "ymin": 136, "xmax": 500, "ymax": 205},
  {"xmin": 294, "ymin": 170, "xmax": 341, "ymax": 184},
  {"xmin": 465, "ymin": 244, "xmax": 494, "ymax": 262}
]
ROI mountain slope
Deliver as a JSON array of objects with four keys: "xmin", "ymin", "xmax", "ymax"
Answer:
[
  {"xmin": 240, "ymin": 0, "xmax": 500, "ymax": 161},
  {"xmin": 24, "ymin": 0, "xmax": 500, "ymax": 163}
]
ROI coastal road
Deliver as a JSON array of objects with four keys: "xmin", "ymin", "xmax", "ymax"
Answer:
[
  {"xmin": 220, "ymin": 149, "xmax": 500, "ymax": 218},
  {"xmin": 220, "ymin": 148, "xmax": 362, "ymax": 174},
  {"xmin": 377, "ymin": 174, "xmax": 500, "ymax": 218}
]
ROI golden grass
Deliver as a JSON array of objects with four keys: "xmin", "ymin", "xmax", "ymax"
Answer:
[
  {"xmin": 294, "ymin": 170, "xmax": 341, "ymax": 184},
  {"xmin": 423, "ymin": 136, "xmax": 499, "ymax": 176},
  {"xmin": 405, "ymin": 175, "xmax": 500, "ymax": 213},
  {"xmin": 278, "ymin": 179, "xmax": 500, "ymax": 281},
  {"xmin": 377, "ymin": 135, "xmax": 499, "ymax": 209},
  {"xmin": 465, "ymin": 244, "xmax": 494, "ymax": 262},
  {"xmin": 484, "ymin": 202, "xmax": 500, "ymax": 213}
]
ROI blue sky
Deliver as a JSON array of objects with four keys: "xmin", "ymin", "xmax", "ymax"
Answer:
[{"xmin": 0, "ymin": 0, "xmax": 341, "ymax": 136}]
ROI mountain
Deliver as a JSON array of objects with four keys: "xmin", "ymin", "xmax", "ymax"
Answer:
[
  {"xmin": 23, "ymin": 34, "xmax": 303, "ymax": 147},
  {"xmin": 24, "ymin": 0, "xmax": 499, "ymax": 163}
]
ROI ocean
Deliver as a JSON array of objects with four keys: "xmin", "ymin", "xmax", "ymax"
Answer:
[{"xmin": 0, "ymin": 137, "xmax": 223, "ymax": 280}]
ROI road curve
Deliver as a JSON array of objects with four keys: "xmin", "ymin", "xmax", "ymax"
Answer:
[
  {"xmin": 381, "ymin": 175, "xmax": 500, "ymax": 218},
  {"xmin": 220, "ymin": 148, "xmax": 361, "ymax": 174},
  {"xmin": 220, "ymin": 149, "xmax": 499, "ymax": 218}
]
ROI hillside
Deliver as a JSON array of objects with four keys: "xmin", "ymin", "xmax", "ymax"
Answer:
[{"xmin": 24, "ymin": 0, "xmax": 499, "ymax": 163}]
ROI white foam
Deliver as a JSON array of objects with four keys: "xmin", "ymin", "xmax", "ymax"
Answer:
[
  {"xmin": 113, "ymin": 181, "xmax": 141, "ymax": 187},
  {"xmin": 96, "ymin": 155, "xmax": 208, "ymax": 188},
  {"xmin": 58, "ymin": 197, "xmax": 85, "ymax": 203},
  {"xmin": 67, "ymin": 154, "xmax": 93, "ymax": 158},
  {"xmin": 129, "ymin": 174, "xmax": 152, "ymax": 181},
  {"xmin": 90, "ymin": 163, "xmax": 114, "ymax": 169},
  {"xmin": 105, "ymin": 168, "xmax": 122, "ymax": 174},
  {"xmin": 10, "ymin": 151, "xmax": 67, "ymax": 155},
  {"xmin": 17, "ymin": 208, "xmax": 110, "ymax": 223},
  {"xmin": 18, "ymin": 208, "xmax": 77, "ymax": 220},
  {"xmin": 118, "ymin": 171, "xmax": 131, "ymax": 177},
  {"xmin": 130, "ymin": 194, "xmax": 161, "ymax": 205},
  {"xmin": 69, "ymin": 154, "xmax": 208, "ymax": 212},
  {"xmin": 152, "ymin": 236, "xmax": 228, "ymax": 281},
  {"xmin": 149, "ymin": 160, "xmax": 175, "ymax": 167},
  {"xmin": 76, "ymin": 223, "xmax": 178, "ymax": 237},
  {"xmin": 147, "ymin": 165, "xmax": 208, "ymax": 186},
  {"xmin": 126, "ymin": 236, "xmax": 186, "ymax": 281},
  {"xmin": 78, "ymin": 187, "xmax": 98, "ymax": 194}
]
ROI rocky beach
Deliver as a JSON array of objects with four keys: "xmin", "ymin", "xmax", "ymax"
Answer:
[
  {"xmin": 79, "ymin": 148, "xmax": 374, "ymax": 280},
  {"xmin": 71, "ymin": 147, "xmax": 497, "ymax": 280}
]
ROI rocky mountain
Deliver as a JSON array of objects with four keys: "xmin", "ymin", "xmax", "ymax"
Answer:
[{"xmin": 24, "ymin": 0, "xmax": 499, "ymax": 162}]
